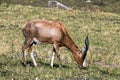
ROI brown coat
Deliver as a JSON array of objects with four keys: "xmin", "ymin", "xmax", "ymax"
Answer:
[{"xmin": 22, "ymin": 20, "xmax": 89, "ymax": 68}]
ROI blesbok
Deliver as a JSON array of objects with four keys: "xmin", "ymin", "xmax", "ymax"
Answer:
[{"xmin": 22, "ymin": 20, "xmax": 89, "ymax": 68}]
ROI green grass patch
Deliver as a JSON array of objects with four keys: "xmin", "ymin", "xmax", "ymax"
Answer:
[{"xmin": 0, "ymin": 3, "xmax": 120, "ymax": 79}]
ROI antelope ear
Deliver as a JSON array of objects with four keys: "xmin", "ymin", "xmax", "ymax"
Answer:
[{"xmin": 79, "ymin": 47, "xmax": 86, "ymax": 54}]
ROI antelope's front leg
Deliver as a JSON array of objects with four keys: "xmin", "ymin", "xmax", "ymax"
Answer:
[
  {"xmin": 56, "ymin": 53, "xmax": 62, "ymax": 68},
  {"xmin": 51, "ymin": 50, "xmax": 55, "ymax": 68},
  {"xmin": 53, "ymin": 43, "xmax": 62, "ymax": 68}
]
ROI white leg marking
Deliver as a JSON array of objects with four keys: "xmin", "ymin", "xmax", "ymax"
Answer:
[
  {"xmin": 83, "ymin": 60, "xmax": 87, "ymax": 67},
  {"xmin": 22, "ymin": 50, "xmax": 27, "ymax": 65},
  {"xmin": 24, "ymin": 50, "xmax": 27, "ymax": 56},
  {"xmin": 51, "ymin": 52, "xmax": 55, "ymax": 68},
  {"xmin": 50, "ymin": 44, "xmax": 56, "ymax": 68},
  {"xmin": 33, "ymin": 38, "xmax": 39, "ymax": 44},
  {"xmin": 30, "ymin": 51, "xmax": 37, "ymax": 67}
]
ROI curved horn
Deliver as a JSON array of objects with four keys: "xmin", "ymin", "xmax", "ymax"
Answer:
[
  {"xmin": 81, "ymin": 35, "xmax": 89, "ymax": 60},
  {"xmin": 85, "ymin": 35, "xmax": 89, "ymax": 52}
]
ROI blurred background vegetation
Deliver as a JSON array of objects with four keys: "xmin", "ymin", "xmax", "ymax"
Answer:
[{"xmin": 0, "ymin": 0, "xmax": 120, "ymax": 13}]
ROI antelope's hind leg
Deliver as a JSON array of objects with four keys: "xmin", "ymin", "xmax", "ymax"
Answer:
[
  {"xmin": 28, "ymin": 42, "xmax": 37, "ymax": 67},
  {"xmin": 22, "ymin": 38, "xmax": 32, "ymax": 66}
]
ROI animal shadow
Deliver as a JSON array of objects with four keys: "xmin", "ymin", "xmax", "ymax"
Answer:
[{"xmin": 21, "ymin": 60, "xmax": 70, "ymax": 68}]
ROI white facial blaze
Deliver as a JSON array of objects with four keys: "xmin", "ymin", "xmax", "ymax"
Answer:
[
  {"xmin": 81, "ymin": 47, "xmax": 87, "ymax": 67},
  {"xmin": 30, "ymin": 51, "xmax": 37, "ymax": 67},
  {"xmin": 83, "ymin": 60, "xmax": 87, "ymax": 67}
]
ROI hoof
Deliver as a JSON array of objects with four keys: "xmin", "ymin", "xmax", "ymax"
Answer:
[
  {"xmin": 34, "ymin": 65, "xmax": 38, "ymax": 67},
  {"xmin": 59, "ymin": 65, "xmax": 63, "ymax": 68},
  {"xmin": 21, "ymin": 61, "xmax": 27, "ymax": 66}
]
